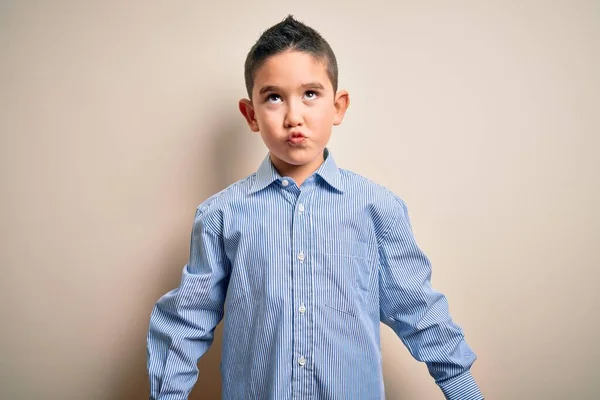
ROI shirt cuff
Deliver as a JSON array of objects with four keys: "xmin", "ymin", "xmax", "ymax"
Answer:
[{"xmin": 438, "ymin": 370, "xmax": 483, "ymax": 400}]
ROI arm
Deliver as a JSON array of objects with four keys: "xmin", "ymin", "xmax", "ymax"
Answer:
[
  {"xmin": 378, "ymin": 198, "xmax": 483, "ymax": 400},
  {"xmin": 147, "ymin": 206, "xmax": 229, "ymax": 400}
]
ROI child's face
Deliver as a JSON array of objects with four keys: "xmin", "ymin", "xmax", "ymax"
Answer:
[{"xmin": 239, "ymin": 50, "xmax": 349, "ymax": 175}]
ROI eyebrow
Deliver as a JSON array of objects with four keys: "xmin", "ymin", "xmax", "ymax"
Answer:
[{"xmin": 258, "ymin": 82, "xmax": 326, "ymax": 95}]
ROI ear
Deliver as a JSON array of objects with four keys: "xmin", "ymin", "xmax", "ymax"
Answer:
[
  {"xmin": 239, "ymin": 98, "xmax": 260, "ymax": 132},
  {"xmin": 332, "ymin": 90, "xmax": 350, "ymax": 126}
]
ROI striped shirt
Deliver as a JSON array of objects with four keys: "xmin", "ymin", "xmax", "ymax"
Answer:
[{"xmin": 147, "ymin": 148, "xmax": 483, "ymax": 400}]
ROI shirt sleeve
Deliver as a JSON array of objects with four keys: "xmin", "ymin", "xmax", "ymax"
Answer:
[
  {"xmin": 146, "ymin": 206, "xmax": 230, "ymax": 400},
  {"xmin": 378, "ymin": 197, "xmax": 483, "ymax": 400}
]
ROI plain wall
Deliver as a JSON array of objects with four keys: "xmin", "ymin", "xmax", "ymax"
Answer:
[{"xmin": 1, "ymin": 1, "xmax": 599, "ymax": 399}]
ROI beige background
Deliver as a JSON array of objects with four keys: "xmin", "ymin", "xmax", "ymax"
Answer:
[{"xmin": 1, "ymin": 0, "xmax": 599, "ymax": 399}]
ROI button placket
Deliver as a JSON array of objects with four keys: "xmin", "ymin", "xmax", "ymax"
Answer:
[{"xmin": 291, "ymin": 186, "xmax": 314, "ymax": 399}]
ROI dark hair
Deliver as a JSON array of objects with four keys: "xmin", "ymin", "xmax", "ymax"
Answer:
[{"xmin": 244, "ymin": 15, "xmax": 338, "ymax": 99}]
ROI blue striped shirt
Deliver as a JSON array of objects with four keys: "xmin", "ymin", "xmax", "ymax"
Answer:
[{"xmin": 147, "ymin": 149, "xmax": 483, "ymax": 399}]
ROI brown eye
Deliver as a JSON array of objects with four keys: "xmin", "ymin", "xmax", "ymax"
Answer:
[
  {"xmin": 266, "ymin": 94, "xmax": 282, "ymax": 103},
  {"xmin": 304, "ymin": 91, "xmax": 318, "ymax": 100}
]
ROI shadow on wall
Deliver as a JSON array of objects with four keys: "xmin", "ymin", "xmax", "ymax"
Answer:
[{"xmin": 111, "ymin": 107, "xmax": 251, "ymax": 400}]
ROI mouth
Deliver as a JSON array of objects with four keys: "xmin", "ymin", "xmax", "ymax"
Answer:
[{"xmin": 287, "ymin": 132, "xmax": 307, "ymax": 145}]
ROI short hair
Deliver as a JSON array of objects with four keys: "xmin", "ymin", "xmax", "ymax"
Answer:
[{"xmin": 244, "ymin": 15, "xmax": 338, "ymax": 99}]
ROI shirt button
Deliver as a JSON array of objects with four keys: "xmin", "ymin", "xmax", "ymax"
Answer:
[
  {"xmin": 298, "ymin": 203, "xmax": 305, "ymax": 212},
  {"xmin": 298, "ymin": 356, "xmax": 306, "ymax": 366},
  {"xmin": 297, "ymin": 251, "xmax": 305, "ymax": 262},
  {"xmin": 281, "ymin": 179, "xmax": 289, "ymax": 187},
  {"xmin": 299, "ymin": 304, "xmax": 306, "ymax": 314}
]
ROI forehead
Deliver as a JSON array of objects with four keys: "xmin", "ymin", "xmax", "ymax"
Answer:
[{"xmin": 253, "ymin": 50, "xmax": 331, "ymax": 92}]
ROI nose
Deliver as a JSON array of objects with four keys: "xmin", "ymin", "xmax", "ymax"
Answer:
[{"xmin": 284, "ymin": 100, "xmax": 303, "ymax": 127}]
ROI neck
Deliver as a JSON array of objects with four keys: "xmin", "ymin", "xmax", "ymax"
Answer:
[{"xmin": 271, "ymin": 154, "xmax": 325, "ymax": 187}]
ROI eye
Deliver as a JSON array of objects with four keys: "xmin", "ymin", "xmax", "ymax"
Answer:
[
  {"xmin": 304, "ymin": 90, "xmax": 319, "ymax": 100},
  {"xmin": 266, "ymin": 94, "xmax": 282, "ymax": 104}
]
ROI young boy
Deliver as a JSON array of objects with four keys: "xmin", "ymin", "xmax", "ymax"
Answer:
[{"xmin": 147, "ymin": 15, "xmax": 483, "ymax": 400}]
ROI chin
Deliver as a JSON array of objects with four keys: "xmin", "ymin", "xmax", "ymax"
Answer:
[
  {"xmin": 281, "ymin": 156, "xmax": 310, "ymax": 166},
  {"xmin": 272, "ymin": 151, "xmax": 311, "ymax": 166}
]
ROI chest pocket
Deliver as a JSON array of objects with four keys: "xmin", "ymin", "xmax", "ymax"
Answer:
[{"xmin": 318, "ymin": 238, "xmax": 378, "ymax": 315}]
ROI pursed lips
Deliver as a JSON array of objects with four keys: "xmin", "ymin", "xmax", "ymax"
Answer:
[{"xmin": 287, "ymin": 132, "xmax": 307, "ymax": 144}]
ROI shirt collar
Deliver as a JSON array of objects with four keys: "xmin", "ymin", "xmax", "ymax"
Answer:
[{"xmin": 249, "ymin": 148, "xmax": 344, "ymax": 194}]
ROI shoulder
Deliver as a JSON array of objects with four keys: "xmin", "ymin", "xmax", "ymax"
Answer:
[
  {"xmin": 338, "ymin": 168, "xmax": 412, "ymax": 238},
  {"xmin": 193, "ymin": 173, "xmax": 256, "ymax": 230},
  {"xmin": 339, "ymin": 168, "xmax": 407, "ymax": 210}
]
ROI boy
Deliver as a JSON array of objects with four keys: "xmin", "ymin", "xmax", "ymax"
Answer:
[{"xmin": 147, "ymin": 15, "xmax": 483, "ymax": 400}]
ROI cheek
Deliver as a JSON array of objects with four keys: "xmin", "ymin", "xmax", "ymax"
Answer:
[
  {"xmin": 257, "ymin": 110, "xmax": 283, "ymax": 138},
  {"xmin": 257, "ymin": 109, "xmax": 283, "ymax": 129},
  {"xmin": 310, "ymin": 106, "xmax": 334, "ymax": 126}
]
